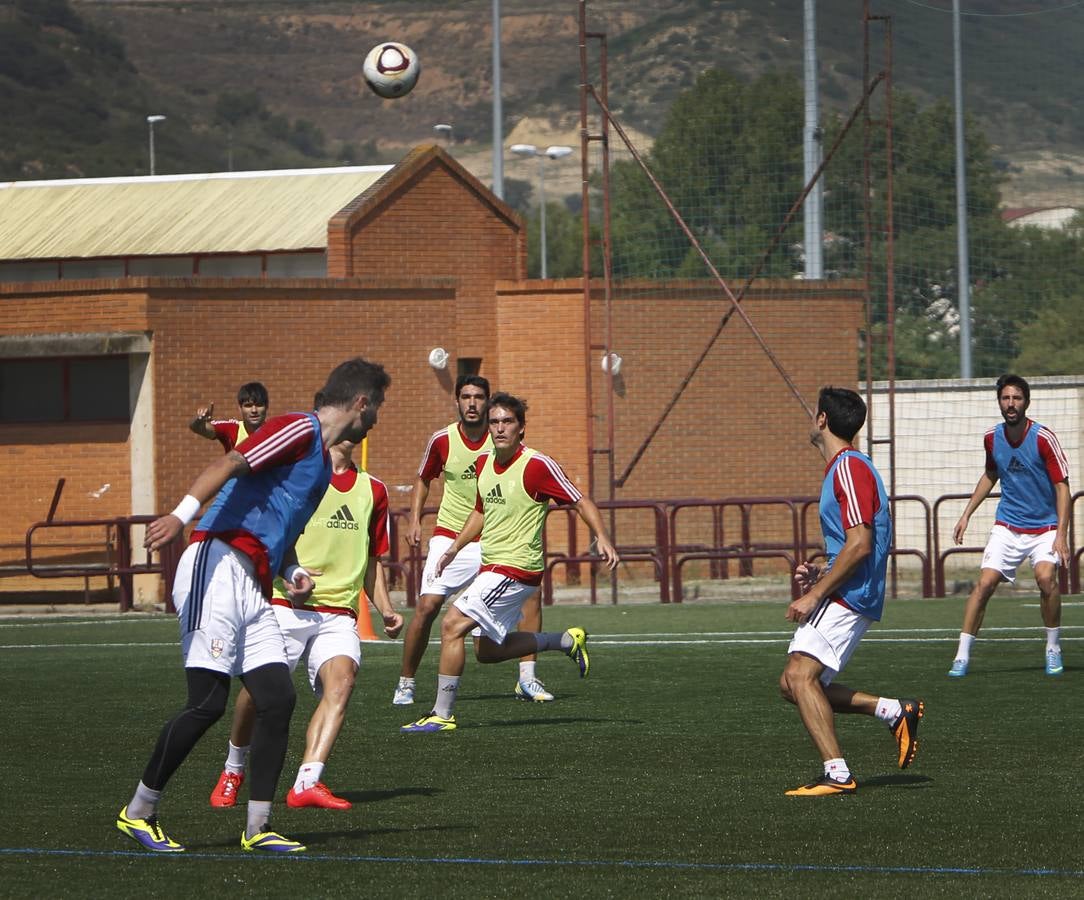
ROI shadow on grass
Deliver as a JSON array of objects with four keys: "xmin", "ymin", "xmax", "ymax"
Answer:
[
  {"xmin": 858, "ymin": 773, "xmax": 934, "ymax": 790},
  {"xmin": 340, "ymin": 786, "xmax": 441, "ymax": 804},
  {"xmin": 200, "ymin": 822, "xmax": 462, "ymax": 851},
  {"xmin": 458, "ymin": 693, "xmax": 585, "ymax": 703},
  {"xmin": 479, "ymin": 716, "xmax": 629, "ymax": 729}
]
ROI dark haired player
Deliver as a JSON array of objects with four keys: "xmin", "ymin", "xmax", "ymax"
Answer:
[
  {"xmin": 401, "ymin": 392, "xmax": 618, "ymax": 733},
  {"xmin": 117, "ymin": 357, "xmax": 389, "ymax": 854},
  {"xmin": 779, "ymin": 386, "xmax": 923, "ymax": 796},
  {"xmin": 393, "ymin": 376, "xmax": 556, "ymax": 706},
  {"xmin": 190, "ymin": 381, "xmax": 270, "ymax": 451},
  {"xmin": 948, "ymin": 374, "xmax": 1069, "ymax": 677}
]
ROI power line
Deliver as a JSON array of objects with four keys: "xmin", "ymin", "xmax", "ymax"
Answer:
[{"xmin": 903, "ymin": 0, "xmax": 1084, "ymax": 17}]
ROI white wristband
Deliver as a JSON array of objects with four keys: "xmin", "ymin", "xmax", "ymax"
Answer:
[
  {"xmin": 284, "ymin": 565, "xmax": 311, "ymax": 585},
  {"xmin": 170, "ymin": 494, "xmax": 201, "ymax": 525}
]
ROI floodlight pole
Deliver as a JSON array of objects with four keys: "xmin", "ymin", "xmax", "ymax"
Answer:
[
  {"xmin": 147, "ymin": 115, "xmax": 166, "ymax": 176},
  {"xmin": 492, "ymin": 0, "xmax": 504, "ymax": 199},
  {"xmin": 802, "ymin": 0, "xmax": 824, "ymax": 279},
  {"xmin": 953, "ymin": 0, "xmax": 972, "ymax": 378}
]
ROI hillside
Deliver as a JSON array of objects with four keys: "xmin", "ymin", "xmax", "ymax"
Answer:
[{"xmin": 8, "ymin": 0, "xmax": 1084, "ymax": 206}]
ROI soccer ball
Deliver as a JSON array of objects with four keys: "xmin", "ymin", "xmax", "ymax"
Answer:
[{"xmin": 363, "ymin": 42, "xmax": 421, "ymax": 99}]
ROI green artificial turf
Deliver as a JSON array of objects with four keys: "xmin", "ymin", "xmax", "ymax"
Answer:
[{"xmin": 0, "ymin": 596, "xmax": 1080, "ymax": 898}]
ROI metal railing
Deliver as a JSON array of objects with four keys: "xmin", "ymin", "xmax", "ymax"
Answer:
[
  {"xmin": 22, "ymin": 488, "xmax": 1081, "ymax": 610},
  {"xmin": 25, "ymin": 515, "xmax": 182, "ymax": 611}
]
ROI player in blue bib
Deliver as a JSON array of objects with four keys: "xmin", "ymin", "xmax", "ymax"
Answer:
[
  {"xmin": 116, "ymin": 358, "xmax": 389, "ymax": 855},
  {"xmin": 949, "ymin": 374, "xmax": 1070, "ymax": 678},
  {"xmin": 780, "ymin": 387, "xmax": 923, "ymax": 797}
]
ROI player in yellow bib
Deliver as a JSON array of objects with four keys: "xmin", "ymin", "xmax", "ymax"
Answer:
[
  {"xmin": 394, "ymin": 375, "xmax": 555, "ymax": 706},
  {"xmin": 190, "ymin": 381, "xmax": 269, "ymax": 451},
  {"xmin": 208, "ymin": 435, "xmax": 403, "ymax": 810},
  {"xmin": 401, "ymin": 392, "xmax": 619, "ymax": 733}
]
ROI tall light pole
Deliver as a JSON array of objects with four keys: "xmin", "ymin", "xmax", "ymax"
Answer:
[
  {"xmin": 802, "ymin": 0, "xmax": 824, "ymax": 279},
  {"xmin": 510, "ymin": 143, "xmax": 573, "ymax": 279},
  {"xmin": 492, "ymin": 0, "xmax": 503, "ymax": 199},
  {"xmin": 953, "ymin": 0, "xmax": 972, "ymax": 378},
  {"xmin": 146, "ymin": 115, "xmax": 166, "ymax": 176}
]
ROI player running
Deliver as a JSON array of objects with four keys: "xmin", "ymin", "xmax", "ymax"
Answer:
[
  {"xmin": 208, "ymin": 436, "xmax": 403, "ymax": 812},
  {"xmin": 393, "ymin": 375, "xmax": 555, "ymax": 707},
  {"xmin": 780, "ymin": 387, "xmax": 923, "ymax": 796},
  {"xmin": 948, "ymin": 374, "xmax": 1070, "ymax": 677},
  {"xmin": 401, "ymin": 392, "xmax": 618, "ymax": 733},
  {"xmin": 117, "ymin": 357, "xmax": 389, "ymax": 854}
]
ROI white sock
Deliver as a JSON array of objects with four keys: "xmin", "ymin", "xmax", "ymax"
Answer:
[
  {"xmin": 823, "ymin": 758, "xmax": 851, "ymax": 782},
  {"xmin": 1046, "ymin": 627, "xmax": 1061, "ymax": 652},
  {"xmin": 954, "ymin": 632, "xmax": 975, "ymax": 662},
  {"xmin": 875, "ymin": 698, "xmax": 902, "ymax": 723},
  {"xmin": 126, "ymin": 781, "xmax": 161, "ymax": 820},
  {"xmin": 519, "ymin": 660, "xmax": 537, "ymax": 681},
  {"xmin": 246, "ymin": 800, "xmax": 272, "ymax": 839},
  {"xmin": 294, "ymin": 761, "xmax": 324, "ymax": 793},
  {"xmin": 225, "ymin": 741, "xmax": 249, "ymax": 775},
  {"xmin": 433, "ymin": 674, "xmax": 460, "ymax": 718},
  {"xmin": 398, "ymin": 676, "xmax": 415, "ymax": 689}
]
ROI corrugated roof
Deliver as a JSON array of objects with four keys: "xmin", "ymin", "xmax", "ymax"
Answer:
[{"xmin": 0, "ymin": 166, "xmax": 392, "ymax": 261}]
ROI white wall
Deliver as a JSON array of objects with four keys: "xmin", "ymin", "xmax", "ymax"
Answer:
[{"xmin": 864, "ymin": 376, "xmax": 1084, "ymax": 573}]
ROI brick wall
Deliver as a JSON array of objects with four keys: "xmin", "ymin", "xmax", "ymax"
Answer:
[
  {"xmin": 141, "ymin": 281, "xmax": 462, "ymax": 516},
  {"xmin": 594, "ymin": 279, "xmax": 864, "ymax": 501},
  {"xmin": 330, "ymin": 146, "xmax": 526, "ymax": 368},
  {"xmin": 0, "ymin": 286, "xmax": 149, "ymax": 550},
  {"xmin": 0, "ymin": 274, "xmax": 863, "ymax": 593}
]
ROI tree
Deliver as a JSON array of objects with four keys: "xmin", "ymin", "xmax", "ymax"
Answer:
[{"xmin": 609, "ymin": 68, "xmax": 804, "ymax": 281}]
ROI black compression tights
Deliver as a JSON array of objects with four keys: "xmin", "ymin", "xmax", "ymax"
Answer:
[
  {"xmin": 238, "ymin": 662, "xmax": 296, "ymax": 801},
  {"xmin": 140, "ymin": 663, "xmax": 296, "ymax": 800},
  {"xmin": 141, "ymin": 667, "xmax": 230, "ymax": 791}
]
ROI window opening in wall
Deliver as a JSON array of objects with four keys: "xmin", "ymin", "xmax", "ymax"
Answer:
[
  {"xmin": 457, "ymin": 357, "xmax": 482, "ymax": 377},
  {"xmin": 0, "ymin": 356, "xmax": 130, "ymax": 423}
]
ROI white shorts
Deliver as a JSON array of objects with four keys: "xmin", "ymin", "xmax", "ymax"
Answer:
[
  {"xmin": 421, "ymin": 535, "xmax": 482, "ymax": 598},
  {"xmin": 787, "ymin": 599, "xmax": 871, "ymax": 685},
  {"xmin": 981, "ymin": 524, "xmax": 1059, "ymax": 584},
  {"xmin": 173, "ymin": 539, "xmax": 288, "ymax": 676},
  {"xmin": 453, "ymin": 570, "xmax": 540, "ymax": 643},
  {"xmin": 272, "ymin": 604, "xmax": 361, "ymax": 695}
]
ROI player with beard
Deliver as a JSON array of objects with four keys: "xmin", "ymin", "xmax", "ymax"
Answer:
[
  {"xmin": 117, "ymin": 357, "xmax": 389, "ymax": 854},
  {"xmin": 948, "ymin": 374, "xmax": 1070, "ymax": 678}
]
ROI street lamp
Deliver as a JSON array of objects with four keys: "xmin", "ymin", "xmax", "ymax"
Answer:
[
  {"xmin": 433, "ymin": 123, "xmax": 454, "ymax": 145},
  {"xmin": 146, "ymin": 115, "xmax": 166, "ymax": 176},
  {"xmin": 509, "ymin": 143, "xmax": 573, "ymax": 279}
]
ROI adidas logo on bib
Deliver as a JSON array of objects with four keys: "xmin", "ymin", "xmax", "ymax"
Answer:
[
  {"xmin": 460, "ymin": 462, "xmax": 478, "ymax": 481},
  {"xmin": 485, "ymin": 483, "xmax": 506, "ymax": 505},
  {"xmin": 327, "ymin": 505, "xmax": 359, "ymax": 530}
]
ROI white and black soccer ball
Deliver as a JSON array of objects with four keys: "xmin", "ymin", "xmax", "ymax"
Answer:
[{"xmin": 363, "ymin": 42, "xmax": 421, "ymax": 99}]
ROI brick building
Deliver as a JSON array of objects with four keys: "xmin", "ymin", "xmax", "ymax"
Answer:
[{"xmin": 0, "ymin": 145, "xmax": 863, "ymax": 597}]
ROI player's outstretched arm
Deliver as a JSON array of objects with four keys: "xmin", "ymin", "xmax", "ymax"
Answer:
[
  {"xmin": 189, "ymin": 402, "xmax": 217, "ymax": 439},
  {"xmin": 953, "ymin": 470, "xmax": 998, "ymax": 545},
  {"xmin": 573, "ymin": 497, "xmax": 620, "ymax": 570},
  {"xmin": 144, "ymin": 450, "xmax": 250, "ymax": 551}
]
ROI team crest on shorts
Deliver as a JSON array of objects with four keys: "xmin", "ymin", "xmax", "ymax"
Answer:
[{"xmin": 210, "ymin": 638, "xmax": 225, "ymax": 659}]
